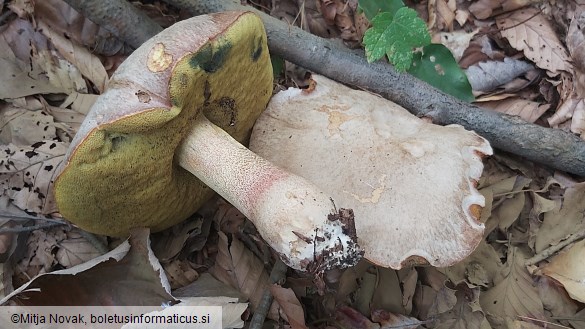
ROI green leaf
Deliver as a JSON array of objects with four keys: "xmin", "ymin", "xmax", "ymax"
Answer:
[
  {"xmin": 363, "ymin": 7, "xmax": 431, "ymax": 70},
  {"xmin": 358, "ymin": 0, "xmax": 404, "ymax": 20},
  {"xmin": 407, "ymin": 44, "xmax": 474, "ymax": 102},
  {"xmin": 270, "ymin": 54, "xmax": 284, "ymax": 79}
]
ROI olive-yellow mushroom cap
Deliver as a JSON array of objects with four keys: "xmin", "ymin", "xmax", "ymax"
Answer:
[{"xmin": 55, "ymin": 12, "xmax": 273, "ymax": 237}]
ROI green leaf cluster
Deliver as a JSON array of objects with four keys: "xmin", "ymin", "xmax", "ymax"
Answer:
[
  {"xmin": 363, "ymin": 8, "xmax": 430, "ymax": 71},
  {"xmin": 359, "ymin": 0, "xmax": 473, "ymax": 101}
]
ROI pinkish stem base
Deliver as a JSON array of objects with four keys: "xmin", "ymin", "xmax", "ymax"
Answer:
[{"xmin": 177, "ymin": 115, "xmax": 362, "ymax": 272}]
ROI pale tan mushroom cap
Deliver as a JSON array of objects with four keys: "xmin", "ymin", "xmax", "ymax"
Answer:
[
  {"xmin": 55, "ymin": 12, "xmax": 273, "ymax": 236},
  {"xmin": 250, "ymin": 75, "xmax": 493, "ymax": 269}
]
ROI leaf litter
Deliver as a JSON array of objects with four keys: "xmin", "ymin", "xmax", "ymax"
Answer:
[{"xmin": 0, "ymin": 0, "xmax": 584, "ymax": 328}]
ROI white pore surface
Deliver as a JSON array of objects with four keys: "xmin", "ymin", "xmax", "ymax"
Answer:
[{"xmin": 250, "ymin": 75, "xmax": 493, "ymax": 269}]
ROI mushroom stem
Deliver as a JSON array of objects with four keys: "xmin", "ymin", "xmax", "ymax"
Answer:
[{"xmin": 177, "ymin": 115, "xmax": 362, "ymax": 271}]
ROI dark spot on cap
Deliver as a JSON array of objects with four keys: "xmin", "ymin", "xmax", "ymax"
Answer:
[
  {"xmin": 251, "ymin": 36, "xmax": 263, "ymax": 62},
  {"xmin": 189, "ymin": 40, "xmax": 232, "ymax": 73},
  {"xmin": 44, "ymin": 165, "xmax": 53, "ymax": 171},
  {"xmin": 203, "ymin": 80, "xmax": 211, "ymax": 106},
  {"xmin": 111, "ymin": 135, "xmax": 127, "ymax": 151},
  {"xmin": 31, "ymin": 141, "xmax": 45, "ymax": 148}
]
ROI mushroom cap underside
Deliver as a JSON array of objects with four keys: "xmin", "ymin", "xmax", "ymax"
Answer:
[
  {"xmin": 55, "ymin": 11, "xmax": 273, "ymax": 236},
  {"xmin": 249, "ymin": 75, "xmax": 493, "ymax": 269}
]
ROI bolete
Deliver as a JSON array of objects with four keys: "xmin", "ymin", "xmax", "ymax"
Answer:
[
  {"xmin": 54, "ymin": 13, "xmax": 362, "ymax": 272},
  {"xmin": 249, "ymin": 75, "xmax": 493, "ymax": 269}
]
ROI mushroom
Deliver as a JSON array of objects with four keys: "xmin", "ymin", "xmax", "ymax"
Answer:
[
  {"xmin": 249, "ymin": 75, "xmax": 493, "ymax": 269},
  {"xmin": 54, "ymin": 12, "xmax": 362, "ymax": 272}
]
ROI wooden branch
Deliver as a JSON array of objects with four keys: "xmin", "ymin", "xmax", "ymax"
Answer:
[
  {"xmin": 62, "ymin": 0, "xmax": 162, "ymax": 49},
  {"xmin": 64, "ymin": 0, "xmax": 585, "ymax": 177}
]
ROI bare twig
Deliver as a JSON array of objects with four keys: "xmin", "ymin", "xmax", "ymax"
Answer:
[
  {"xmin": 61, "ymin": 0, "xmax": 585, "ymax": 177},
  {"xmin": 62, "ymin": 0, "xmax": 162, "ymax": 49},
  {"xmin": 525, "ymin": 230, "xmax": 585, "ymax": 266},
  {"xmin": 0, "ymin": 222, "xmax": 66, "ymax": 233},
  {"xmin": 0, "ymin": 212, "xmax": 67, "ymax": 224},
  {"xmin": 249, "ymin": 259, "xmax": 288, "ymax": 328}
]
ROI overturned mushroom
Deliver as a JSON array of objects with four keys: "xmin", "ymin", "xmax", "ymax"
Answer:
[
  {"xmin": 249, "ymin": 75, "xmax": 493, "ymax": 269},
  {"xmin": 54, "ymin": 13, "xmax": 362, "ymax": 272}
]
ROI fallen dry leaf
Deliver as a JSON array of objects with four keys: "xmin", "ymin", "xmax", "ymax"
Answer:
[
  {"xmin": 0, "ymin": 20, "xmax": 69, "ymax": 99},
  {"xmin": 469, "ymin": 0, "xmax": 533, "ymax": 19},
  {"xmin": 480, "ymin": 98, "xmax": 550, "ymax": 123},
  {"xmin": 484, "ymin": 176, "xmax": 531, "ymax": 233},
  {"xmin": 37, "ymin": 20, "xmax": 108, "ymax": 93},
  {"xmin": 31, "ymin": 0, "xmax": 127, "ymax": 56},
  {"xmin": 466, "ymin": 58, "xmax": 534, "ymax": 93},
  {"xmin": 270, "ymin": 285, "xmax": 308, "ymax": 329},
  {"xmin": 0, "ymin": 105, "xmax": 59, "ymax": 146},
  {"xmin": 497, "ymin": 7, "xmax": 571, "ymax": 75},
  {"xmin": 209, "ymin": 232, "xmax": 278, "ymax": 320},
  {"xmin": 371, "ymin": 309, "xmax": 422, "ymax": 329},
  {"xmin": 0, "ymin": 140, "xmax": 67, "ymax": 215},
  {"xmin": 537, "ymin": 239, "xmax": 585, "ymax": 303},
  {"xmin": 164, "ymin": 259, "xmax": 199, "ymax": 290},
  {"xmin": 479, "ymin": 248, "xmax": 545, "ymax": 326},
  {"xmin": 433, "ymin": 285, "xmax": 489, "ymax": 329},
  {"xmin": 55, "ymin": 230, "xmax": 104, "ymax": 268},
  {"xmin": 163, "ymin": 296, "xmax": 247, "ymax": 329},
  {"xmin": 2, "ymin": 228, "xmax": 173, "ymax": 306},
  {"xmin": 536, "ymin": 276, "xmax": 579, "ymax": 321},
  {"xmin": 428, "ymin": 0, "xmax": 456, "ymax": 31},
  {"xmin": 534, "ymin": 182, "xmax": 585, "ymax": 253},
  {"xmin": 432, "ymin": 29, "xmax": 478, "ymax": 62},
  {"xmin": 334, "ymin": 305, "xmax": 380, "ymax": 329},
  {"xmin": 441, "ymin": 240, "xmax": 505, "ymax": 288},
  {"xmin": 151, "ymin": 217, "xmax": 204, "ymax": 262}
]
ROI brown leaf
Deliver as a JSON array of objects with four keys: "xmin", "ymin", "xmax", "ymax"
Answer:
[
  {"xmin": 371, "ymin": 309, "xmax": 422, "ymax": 329},
  {"xmin": 479, "ymin": 248, "xmax": 545, "ymax": 326},
  {"xmin": 37, "ymin": 20, "xmax": 108, "ymax": 93},
  {"xmin": 538, "ymin": 239, "xmax": 585, "ymax": 303},
  {"xmin": 151, "ymin": 217, "xmax": 204, "ymax": 262},
  {"xmin": 441, "ymin": 240, "xmax": 505, "ymax": 287},
  {"xmin": 429, "ymin": 0, "xmax": 456, "ymax": 31},
  {"xmin": 433, "ymin": 30, "xmax": 478, "ymax": 62},
  {"xmin": 209, "ymin": 232, "xmax": 279, "ymax": 319},
  {"xmin": 33, "ymin": 0, "xmax": 126, "ymax": 56},
  {"xmin": 0, "ymin": 140, "xmax": 67, "ymax": 215},
  {"xmin": 497, "ymin": 7, "xmax": 571, "ymax": 75},
  {"xmin": 55, "ymin": 230, "xmax": 104, "ymax": 268},
  {"xmin": 433, "ymin": 285, "xmax": 489, "ymax": 329},
  {"xmin": 270, "ymin": 285, "xmax": 308, "ymax": 329},
  {"xmin": 481, "ymin": 98, "xmax": 550, "ymax": 123},
  {"xmin": 168, "ymin": 296, "xmax": 248, "ymax": 329},
  {"xmin": 335, "ymin": 306, "xmax": 380, "ymax": 329},
  {"xmin": 2, "ymin": 228, "xmax": 174, "ymax": 306},
  {"xmin": 469, "ymin": 0, "xmax": 532, "ymax": 19},
  {"xmin": 173, "ymin": 272, "xmax": 244, "ymax": 300},
  {"xmin": 164, "ymin": 259, "xmax": 199, "ymax": 290},
  {"xmin": 534, "ymin": 182, "xmax": 585, "ymax": 253},
  {"xmin": 0, "ymin": 105, "xmax": 59, "ymax": 146},
  {"xmin": 0, "ymin": 20, "xmax": 69, "ymax": 99},
  {"xmin": 466, "ymin": 58, "xmax": 534, "ymax": 93},
  {"xmin": 536, "ymin": 276, "xmax": 579, "ymax": 320}
]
